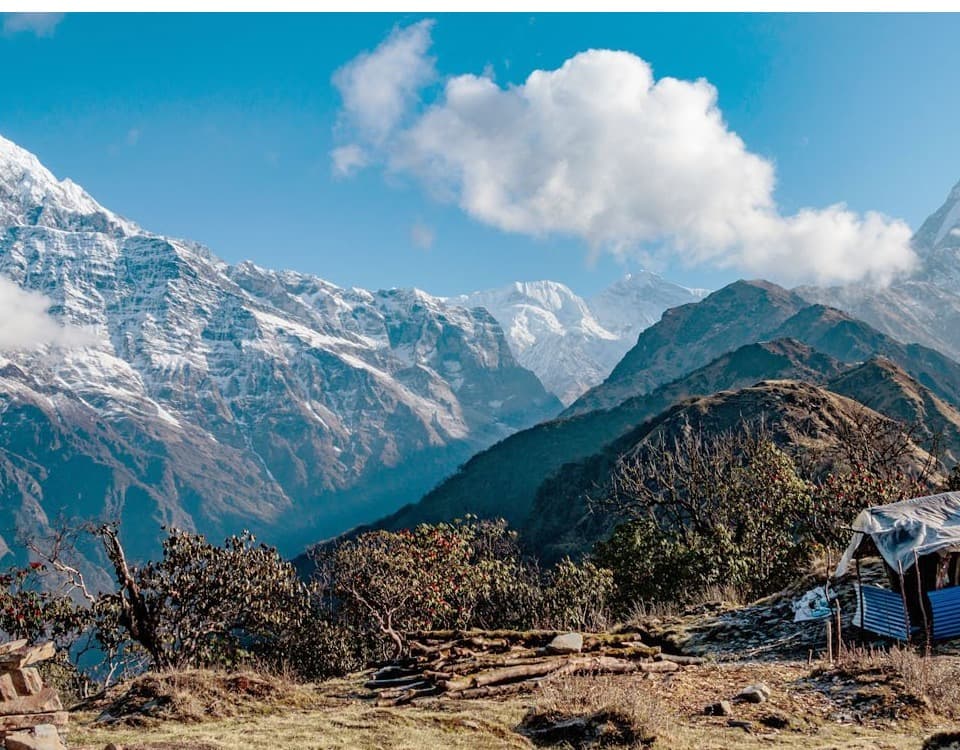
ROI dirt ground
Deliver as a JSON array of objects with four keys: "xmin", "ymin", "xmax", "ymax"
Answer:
[{"xmin": 64, "ymin": 657, "xmax": 960, "ymax": 750}]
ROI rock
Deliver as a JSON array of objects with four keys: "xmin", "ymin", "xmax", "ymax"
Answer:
[
  {"xmin": 0, "ymin": 642, "xmax": 56, "ymax": 670},
  {"xmin": 546, "ymin": 632, "xmax": 584, "ymax": 654},
  {"xmin": 0, "ymin": 686, "xmax": 64, "ymax": 714},
  {"xmin": 704, "ymin": 700, "xmax": 734, "ymax": 716},
  {"xmin": 104, "ymin": 744, "xmax": 125, "ymax": 750},
  {"xmin": 923, "ymin": 732, "xmax": 960, "ymax": 750},
  {"xmin": 760, "ymin": 712, "xmax": 791, "ymax": 729},
  {"xmin": 727, "ymin": 719, "xmax": 754, "ymax": 731},
  {"xmin": 3, "ymin": 724, "xmax": 67, "ymax": 750},
  {"xmin": 736, "ymin": 683, "xmax": 771, "ymax": 703},
  {"xmin": 10, "ymin": 667, "xmax": 44, "ymax": 695},
  {"xmin": 0, "ymin": 672, "xmax": 18, "ymax": 701}
]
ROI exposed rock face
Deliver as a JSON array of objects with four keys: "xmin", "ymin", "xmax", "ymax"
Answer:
[
  {"xmin": 0, "ymin": 133, "xmax": 560, "ymax": 566},
  {"xmin": 453, "ymin": 274, "xmax": 707, "ymax": 405}
]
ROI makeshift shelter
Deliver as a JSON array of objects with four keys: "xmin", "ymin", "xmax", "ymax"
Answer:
[{"xmin": 835, "ymin": 492, "xmax": 960, "ymax": 641}]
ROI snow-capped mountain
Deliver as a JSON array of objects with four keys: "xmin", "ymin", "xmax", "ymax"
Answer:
[
  {"xmin": 0, "ymin": 134, "xmax": 560, "ymax": 565},
  {"xmin": 800, "ymin": 179, "xmax": 960, "ymax": 361},
  {"xmin": 453, "ymin": 273, "xmax": 708, "ymax": 404}
]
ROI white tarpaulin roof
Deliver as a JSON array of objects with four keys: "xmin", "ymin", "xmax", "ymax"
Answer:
[{"xmin": 835, "ymin": 492, "xmax": 960, "ymax": 578}]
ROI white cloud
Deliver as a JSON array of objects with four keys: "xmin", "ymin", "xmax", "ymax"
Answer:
[
  {"xmin": 950, "ymin": 228, "xmax": 960, "ymax": 238},
  {"xmin": 332, "ymin": 20, "xmax": 436, "ymax": 146},
  {"xmin": 2, "ymin": 13, "xmax": 64, "ymax": 38},
  {"xmin": 0, "ymin": 276, "xmax": 89, "ymax": 351},
  {"xmin": 330, "ymin": 144, "xmax": 369, "ymax": 178},
  {"xmin": 333, "ymin": 29, "xmax": 916, "ymax": 287},
  {"xmin": 125, "ymin": 127, "xmax": 141, "ymax": 146},
  {"xmin": 410, "ymin": 220, "xmax": 435, "ymax": 250}
]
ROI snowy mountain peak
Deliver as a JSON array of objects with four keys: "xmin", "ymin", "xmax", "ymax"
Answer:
[
  {"xmin": 454, "ymin": 272, "xmax": 708, "ymax": 404},
  {"xmin": 915, "ymin": 178, "xmax": 960, "ymax": 253},
  {"xmin": 0, "ymin": 133, "xmax": 560, "ymax": 567},
  {"xmin": 0, "ymin": 133, "xmax": 137, "ymax": 235}
]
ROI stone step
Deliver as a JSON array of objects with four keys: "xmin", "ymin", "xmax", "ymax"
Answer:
[
  {"xmin": 0, "ymin": 643, "xmax": 56, "ymax": 670},
  {"xmin": 0, "ymin": 687, "xmax": 63, "ymax": 715}
]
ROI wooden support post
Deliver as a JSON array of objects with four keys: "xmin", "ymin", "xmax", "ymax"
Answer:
[
  {"xmin": 826, "ymin": 619, "xmax": 834, "ymax": 663},
  {"xmin": 897, "ymin": 560, "xmax": 912, "ymax": 644},
  {"xmin": 856, "ymin": 558, "xmax": 865, "ymax": 631},
  {"xmin": 914, "ymin": 550, "xmax": 932, "ymax": 655}
]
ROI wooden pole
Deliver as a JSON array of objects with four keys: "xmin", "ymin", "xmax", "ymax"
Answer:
[
  {"xmin": 914, "ymin": 550, "xmax": 932, "ymax": 655},
  {"xmin": 856, "ymin": 558, "xmax": 865, "ymax": 631},
  {"xmin": 826, "ymin": 619, "xmax": 833, "ymax": 663},
  {"xmin": 897, "ymin": 560, "xmax": 912, "ymax": 643},
  {"xmin": 835, "ymin": 602, "xmax": 843, "ymax": 656}
]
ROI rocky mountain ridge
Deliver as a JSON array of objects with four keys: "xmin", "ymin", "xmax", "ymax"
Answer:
[{"xmin": 0, "ymin": 133, "xmax": 561, "ymax": 566}]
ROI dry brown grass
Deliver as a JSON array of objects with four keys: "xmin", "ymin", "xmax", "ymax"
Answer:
[
  {"xmin": 625, "ymin": 583, "xmax": 748, "ymax": 621},
  {"xmin": 834, "ymin": 643, "xmax": 960, "ymax": 719},
  {"xmin": 83, "ymin": 668, "xmax": 326, "ymax": 726},
  {"xmin": 520, "ymin": 672, "xmax": 664, "ymax": 748},
  {"xmin": 889, "ymin": 645, "xmax": 960, "ymax": 716},
  {"xmin": 64, "ymin": 658, "xmax": 960, "ymax": 750}
]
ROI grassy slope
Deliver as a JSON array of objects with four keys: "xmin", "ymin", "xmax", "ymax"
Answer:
[{"xmin": 68, "ymin": 661, "xmax": 955, "ymax": 750}]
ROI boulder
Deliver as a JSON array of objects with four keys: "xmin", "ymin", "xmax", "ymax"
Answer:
[
  {"xmin": 704, "ymin": 700, "xmax": 733, "ymax": 716},
  {"xmin": 3, "ymin": 724, "xmax": 67, "ymax": 750},
  {"xmin": 546, "ymin": 632, "xmax": 584, "ymax": 654},
  {"xmin": 736, "ymin": 683, "xmax": 771, "ymax": 704}
]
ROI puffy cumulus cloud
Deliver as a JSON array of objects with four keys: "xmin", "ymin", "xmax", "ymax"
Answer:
[
  {"xmin": 332, "ymin": 20, "xmax": 436, "ymax": 148},
  {"xmin": 0, "ymin": 276, "xmax": 90, "ymax": 351},
  {"xmin": 2, "ymin": 13, "xmax": 64, "ymax": 37},
  {"xmin": 333, "ymin": 29, "xmax": 916, "ymax": 286}
]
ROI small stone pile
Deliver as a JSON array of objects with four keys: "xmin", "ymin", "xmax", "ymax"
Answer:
[{"xmin": 0, "ymin": 640, "xmax": 67, "ymax": 750}]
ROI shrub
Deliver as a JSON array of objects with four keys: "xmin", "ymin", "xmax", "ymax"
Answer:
[
  {"xmin": 94, "ymin": 525, "xmax": 320, "ymax": 674},
  {"xmin": 319, "ymin": 517, "xmax": 542, "ymax": 656},
  {"xmin": 541, "ymin": 558, "xmax": 614, "ymax": 631},
  {"xmin": 593, "ymin": 424, "xmax": 814, "ymax": 608},
  {"xmin": 0, "ymin": 562, "xmax": 90, "ymax": 645}
]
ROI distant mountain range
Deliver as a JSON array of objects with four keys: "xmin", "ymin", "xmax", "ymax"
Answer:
[
  {"xmin": 0, "ymin": 134, "xmax": 567, "ymax": 566},
  {"xmin": 452, "ymin": 275, "xmax": 707, "ymax": 405},
  {"xmin": 6, "ymin": 129, "xmax": 960, "ymax": 578},
  {"xmin": 368, "ymin": 279, "xmax": 960, "ymax": 562}
]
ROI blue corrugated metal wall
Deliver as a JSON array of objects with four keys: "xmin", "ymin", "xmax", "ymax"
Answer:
[
  {"xmin": 929, "ymin": 587, "xmax": 960, "ymax": 641},
  {"xmin": 855, "ymin": 584, "xmax": 909, "ymax": 640}
]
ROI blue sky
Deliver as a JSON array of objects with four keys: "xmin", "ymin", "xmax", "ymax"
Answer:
[{"xmin": 2, "ymin": 13, "xmax": 959, "ymax": 296}]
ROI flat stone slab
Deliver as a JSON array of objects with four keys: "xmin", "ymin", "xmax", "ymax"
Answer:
[
  {"xmin": 4, "ymin": 724, "xmax": 68, "ymax": 750},
  {"xmin": 546, "ymin": 632, "xmax": 584, "ymax": 654}
]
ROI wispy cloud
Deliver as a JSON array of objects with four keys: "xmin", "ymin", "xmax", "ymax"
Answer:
[
  {"xmin": 331, "ymin": 22, "xmax": 916, "ymax": 287},
  {"xmin": 2, "ymin": 13, "xmax": 64, "ymax": 38},
  {"xmin": 0, "ymin": 276, "xmax": 92, "ymax": 351},
  {"xmin": 410, "ymin": 220, "xmax": 435, "ymax": 251},
  {"xmin": 330, "ymin": 144, "xmax": 368, "ymax": 178}
]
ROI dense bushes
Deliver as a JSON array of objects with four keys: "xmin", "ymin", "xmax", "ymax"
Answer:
[
  {"xmin": 319, "ymin": 517, "xmax": 613, "ymax": 659},
  {"xmin": 3, "ymin": 409, "xmax": 937, "ymax": 682},
  {"xmin": 3, "ymin": 517, "xmax": 614, "ymax": 682},
  {"xmin": 592, "ymin": 417, "xmax": 935, "ymax": 616}
]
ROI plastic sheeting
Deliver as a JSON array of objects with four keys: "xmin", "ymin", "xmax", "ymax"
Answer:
[{"xmin": 835, "ymin": 492, "xmax": 960, "ymax": 578}]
